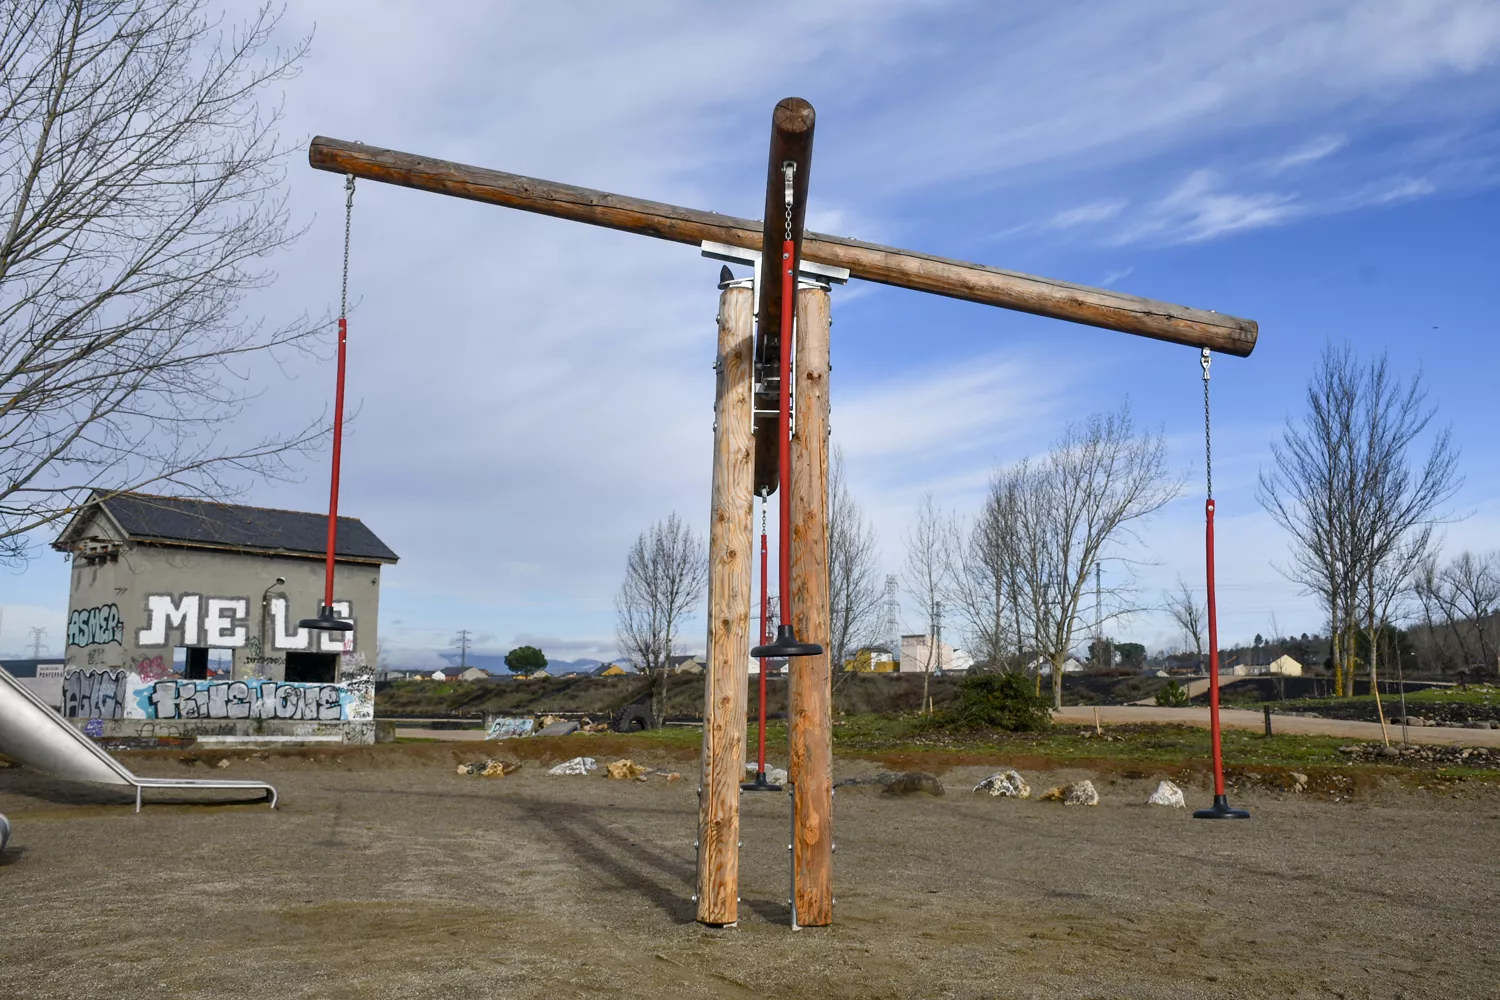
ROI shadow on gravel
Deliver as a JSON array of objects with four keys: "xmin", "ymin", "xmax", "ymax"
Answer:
[{"xmin": 503, "ymin": 792, "xmax": 698, "ymax": 925}]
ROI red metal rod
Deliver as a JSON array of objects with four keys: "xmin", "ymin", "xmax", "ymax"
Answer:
[
  {"xmin": 321, "ymin": 316, "xmax": 349, "ymax": 611},
  {"xmin": 778, "ymin": 238, "xmax": 794, "ymax": 613},
  {"xmin": 757, "ymin": 524, "xmax": 769, "ymax": 774},
  {"xmin": 1205, "ymin": 497, "xmax": 1224, "ymax": 796}
]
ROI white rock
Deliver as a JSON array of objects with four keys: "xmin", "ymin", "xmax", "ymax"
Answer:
[
  {"xmin": 973, "ymin": 769, "xmax": 1031, "ymax": 799},
  {"xmin": 1145, "ymin": 780, "xmax": 1185, "ymax": 808},
  {"xmin": 1064, "ymin": 779, "xmax": 1099, "ymax": 806},
  {"xmin": 745, "ymin": 763, "xmax": 788, "ymax": 785},
  {"xmin": 547, "ymin": 756, "xmax": 597, "ymax": 776}
]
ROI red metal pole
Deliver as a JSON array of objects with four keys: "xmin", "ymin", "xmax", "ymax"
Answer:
[
  {"xmin": 757, "ymin": 526, "xmax": 769, "ymax": 774},
  {"xmin": 1205, "ymin": 497, "xmax": 1223, "ymax": 795},
  {"xmin": 321, "ymin": 315, "xmax": 349, "ymax": 611}
]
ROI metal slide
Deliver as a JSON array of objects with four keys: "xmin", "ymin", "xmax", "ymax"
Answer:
[{"xmin": 0, "ymin": 666, "xmax": 276, "ymax": 812}]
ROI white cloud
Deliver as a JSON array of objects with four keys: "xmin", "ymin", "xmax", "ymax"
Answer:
[
  {"xmin": 1049, "ymin": 198, "xmax": 1128, "ymax": 229},
  {"xmin": 1267, "ymin": 134, "xmax": 1347, "ymax": 173}
]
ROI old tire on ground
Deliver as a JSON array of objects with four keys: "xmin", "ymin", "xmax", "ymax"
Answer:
[{"xmin": 611, "ymin": 703, "xmax": 656, "ymax": 733}]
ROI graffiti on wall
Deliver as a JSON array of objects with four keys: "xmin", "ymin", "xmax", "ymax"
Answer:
[
  {"xmin": 67, "ymin": 604, "xmax": 124, "ymax": 647},
  {"xmin": 62, "ymin": 668, "xmax": 130, "ymax": 718},
  {"xmin": 135, "ymin": 594, "xmax": 355, "ymax": 652},
  {"xmin": 143, "ymin": 679, "xmax": 354, "ymax": 721},
  {"xmin": 61, "ymin": 667, "xmax": 365, "ymax": 721}
]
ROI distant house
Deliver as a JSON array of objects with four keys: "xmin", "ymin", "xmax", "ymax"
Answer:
[
  {"xmin": 592, "ymin": 663, "xmax": 628, "ymax": 677},
  {"xmin": 1259, "ymin": 654, "xmax": 1304, "ymax": 677},
  {"xmin": 670, "ymin": 654, "xmax": 704, "ymax": 675},
  {"xmin": 899, "ymin": 634, "xmax": 973, "ymax": 674},
  {"xmin": 1033, "ymin": 657, "xmax": 1085, "ymax": 676},
  {"xmin": 844, "ymin": 646, "xmax": 897, "ymax": 673},
  {"xmin": 523, "ymin": 668, "xmax": 550, "ymax": 680}
]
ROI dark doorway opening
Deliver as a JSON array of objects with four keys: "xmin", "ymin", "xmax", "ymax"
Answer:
[
  {"xmin": 181, "ymin": 647, "xmax": 209, "ymax": 680},
  {"xmin": 285, "ymin": 651, "xmax": 338, "ymax": 684}
]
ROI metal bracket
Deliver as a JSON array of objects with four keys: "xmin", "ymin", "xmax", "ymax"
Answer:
[{"xmin": 701, "ymin": 240, "xmax": 850, "ymax": 286}]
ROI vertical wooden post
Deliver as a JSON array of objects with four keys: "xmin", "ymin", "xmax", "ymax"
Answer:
[
  {"xmin": 696, "ymin": 282, "xmax": 755, "ymax": 926},
  {"xmin": 789, "ymin": 282, "xmax": 833, "ymax": 927}
]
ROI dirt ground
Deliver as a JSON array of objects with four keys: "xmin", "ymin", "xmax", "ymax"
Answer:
[{"xmin": 3, "ymin": 740, "xmax": 1498, "ymax": 1000}]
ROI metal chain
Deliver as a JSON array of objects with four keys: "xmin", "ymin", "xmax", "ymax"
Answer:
[
  {"xmin": 783, "ymin": 161, "xmax": 795, "ymax": 241},
  {"xmin": 341, "ymin": 174, "xmax": 356, "ymax": 320},
  {"xmin": 760, "ymin": 488, "xmax": 768, "ymax": 534},
  {"xmin": 1201, "ymin": 348, "xmax": 1213, "ymax": 499}
]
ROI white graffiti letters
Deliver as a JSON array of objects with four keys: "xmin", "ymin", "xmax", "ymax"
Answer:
[
  {"xmin": 136, "ymin": 594, "xmax": 200, "ymax": 646},
  {"xmin": 67, "ymin": 604, "xmax": 124, "ymax": 647},
  {"xmin": 148, "ymin": 679, "xmax": 346, "ymax": 721},
  {"xmin": 203, "ymin": 598, "xmax": 248, "ymax": 647},
  {"xmin": 269, "ymin": 597, "xmax": 309, "ymax": 650}
]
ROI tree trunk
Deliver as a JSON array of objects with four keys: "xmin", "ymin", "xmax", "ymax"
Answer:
[{"xmin": 1052, "ymin": 653, "xmax": 1065, "ymax": 709}]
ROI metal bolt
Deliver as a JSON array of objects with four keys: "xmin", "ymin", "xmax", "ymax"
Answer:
[{"xmin": 691, "ymin": 894, "xmax": 698, "ymax": 902}]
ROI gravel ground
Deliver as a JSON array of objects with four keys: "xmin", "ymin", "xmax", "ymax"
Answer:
[{"xmin": 2, "ymin": 741, "xmax": 1498, "ymax": 999}]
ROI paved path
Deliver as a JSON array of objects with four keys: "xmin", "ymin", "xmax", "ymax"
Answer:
[{"xmin": 1055, "ymin": 704, "xmax": 1500, "ymax": 746}]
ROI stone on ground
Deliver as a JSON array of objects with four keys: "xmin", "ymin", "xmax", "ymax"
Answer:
[
  {"xmin": 605, "ymin": 759, "xmax": 648, "ymax": 781},
  {"xmin": 973, "ymin": 769, "xmax": 1031, "ymax": 799},
  {"xmin": 882, "ymin": 772, "xmax": 944, "ymax": 797},
  {"xmin": 1040, "ymin": 780, "xmax": 1099, "ymax": 806},
  {"xmin": 547, "ymin": 756, "xmax": 597, "ymax": 776},
  {"xmin": 537, "ymin": 720, "xmax": 581, "ymax": 737},
  {"xmin": 1145, "ymin": 780, "xmax": 1185, "ymax": 808}
]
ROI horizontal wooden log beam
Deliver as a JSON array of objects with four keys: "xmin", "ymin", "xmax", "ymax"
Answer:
[{"xmin": 309, "ymin": 136, "xmax": 1257, "ymax": 356}]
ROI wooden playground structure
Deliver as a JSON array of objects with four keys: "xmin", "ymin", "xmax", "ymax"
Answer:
[{"xmin": 308, "ymin": 97, "xmax": 1258, "ymax": 930}]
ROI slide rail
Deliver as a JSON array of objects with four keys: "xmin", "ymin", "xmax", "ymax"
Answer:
[{"xmin": 0, "ymin": 666, "xmax": 276, "ymax": 812}]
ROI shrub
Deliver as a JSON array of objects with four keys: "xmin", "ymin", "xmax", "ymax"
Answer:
[
  {"xmin": 1155, "ymin": 679, "xmax": 1190, "ymax": 707},
  {"xmin": 949, "ymin": 672, "xmax": 1053, "ymax": 732}
]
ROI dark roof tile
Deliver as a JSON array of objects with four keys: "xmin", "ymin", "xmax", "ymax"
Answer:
[{"xmin": 56, "ymin": 492, "xmax": 398, "ymax": 563}]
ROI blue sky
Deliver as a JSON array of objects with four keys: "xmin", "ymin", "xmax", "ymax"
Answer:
[{"xmin": 3, "ymin": 2, "xmax": 1498, "ymax": 665}]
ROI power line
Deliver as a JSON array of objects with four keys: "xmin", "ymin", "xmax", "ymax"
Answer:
[
  {"xmin": 28, "ymin": 625, "xmax": 47, "ymax": 658},
  {"xmin": 452, "ymin": 629, "xmax": 471, "ymax": 669}
]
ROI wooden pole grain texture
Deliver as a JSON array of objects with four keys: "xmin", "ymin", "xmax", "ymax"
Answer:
[
  {"xmin": 307, "ymin": 137, "xmax": 1258, "ymax": 357},
  {"xmin": 696, "ymin": 284, "xmax": 755, "ymax": 926},
  {"xmin": 788, "ymin": 284, "xmax": 833, "ymax": 927}
]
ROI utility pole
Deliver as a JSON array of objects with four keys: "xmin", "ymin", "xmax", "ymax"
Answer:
[
  {"xmin": 29, "ymin": 625, "xmax": 47, "ymax": 658},
  {"xmin": 453, "ymin": 629, "xmax": 471, "ymax": 669}
]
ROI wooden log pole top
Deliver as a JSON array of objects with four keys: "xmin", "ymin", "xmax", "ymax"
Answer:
[
  {"xmin": 753, "ymin": 98, "xmax": 816, "ymax": 494},
  {"xmin": 308, "ymin": 135, "xmax": 1258, "ymax": 357}
]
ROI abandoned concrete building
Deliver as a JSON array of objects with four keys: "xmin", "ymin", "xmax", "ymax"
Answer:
[{"xmin": 51, "ymin": 492, "xmax": 398, "ymax": 743}]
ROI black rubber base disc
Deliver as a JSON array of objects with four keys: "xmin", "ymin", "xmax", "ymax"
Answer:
[
  {"xmin": 1193, "ymin": 794, "xmax": 1251, "ymax": 819},
  {"xmin": 751, "ymin": 624, "xmax": 823, "ymax": 659}
]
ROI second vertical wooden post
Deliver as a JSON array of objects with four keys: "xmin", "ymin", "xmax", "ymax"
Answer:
[
  {"xmin": 789, "ymin": 282, "xmax": 833, "ymax": 927},
  {"xmin": 696, "ymin": 281, "xmax": 755, "ymax": 926}
]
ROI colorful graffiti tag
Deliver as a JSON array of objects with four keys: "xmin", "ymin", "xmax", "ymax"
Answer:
[
  {"xmin": 61, "ymin": 669, "xmax": 364, "ymax": 722},
  {"xmin": 67, "ymin": 604, "xmax": 124, "ymax": 647}
]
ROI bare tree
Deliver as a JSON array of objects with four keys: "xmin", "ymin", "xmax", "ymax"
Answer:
[
  {"xmin": 1008, "ymin": 405, "xmax": 1180, "ymax": 708},
  {"xmin": 615, "ymin": 512, "xmax": 707, "ymax": 723},
  {"xmin": 1260, "ymin": 346, "xmax": 1459, "ymax": 695},
  {"xmin": 1412, "ymin": 550, "xmax": 1500, "ymax": 675},
  {"xmin": 827, "ymin": 447, "xmax": 883, "ymax": 673},
  {"xmin": 946, "ymin": 471, "xmax": 1021, "ymax": 670},
  {"xmin": 1163, "ymin": 575, "xmax": 1205, "ymax": 670},
  {"xmin": 902, "ymin": 493, "xmax": 949, "ymax": 714},
  {"xmin": 0, "ymin": 2, "xmax": 319, "ymax": 561}
]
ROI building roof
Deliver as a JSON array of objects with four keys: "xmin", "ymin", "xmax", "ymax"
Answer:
[{"xmin": 52, "ymin": 491, "xmax": 399, "ymax": 564}]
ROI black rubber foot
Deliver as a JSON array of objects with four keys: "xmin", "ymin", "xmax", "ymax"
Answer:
[
  {"xmin": 751, "ymin": 624, "xmax": 823, "ymax": 659},
  {"xmin": 299, "ymin": 606, "xmax": 353, "ymax": 631},
  {"xmin": 741, "ymin": 773, "xmax": 783, "ymax": 792},
  {"xmin": 1193, "ymin": 794, "xmax": 1251, "ymax": 819}
]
